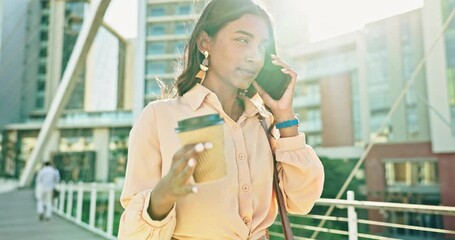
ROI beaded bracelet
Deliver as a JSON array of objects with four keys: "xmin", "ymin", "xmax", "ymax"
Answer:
[{"xmin": 276, "ymin": 117, "xmax": 299, "ymax": 129}]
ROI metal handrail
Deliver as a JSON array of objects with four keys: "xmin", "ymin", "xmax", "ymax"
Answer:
[
  {"xmin": 53, "ymin": 183, "xmax": 455, "ymax": 240},
  {"xmin": 54, "ymin": 182, "xmax": 121, "ymax": 240},
  {"xmin": 316, "ymin": 198, "xmax": 455, "ymax": 216}
]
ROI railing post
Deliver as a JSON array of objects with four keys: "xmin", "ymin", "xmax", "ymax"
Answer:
[
  {"xmin": 58, "ymin": 182, "xmax": 66, "ymax": 214},
  {"xmin": 66, "ymin": 181, "xmax": 74, "ymax": 217},
  {"xmin": 107, "ymin": 183, "xmax": 115, "ymax": 235},
  {"xmin": 89, "ymin": 182, "xmax": 97, "ymax": 228},
  {"xmin": 76, "ymin": 181, "xmax": 84, "ymax": 223},
  {"xmin": 347, "ymin": 190, "xmax": 358, "ymax": 240}
]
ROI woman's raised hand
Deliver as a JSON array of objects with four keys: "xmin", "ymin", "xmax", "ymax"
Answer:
[{"xmin": 253, "ymin": 54, "xmax": 297, "ymax": 121}]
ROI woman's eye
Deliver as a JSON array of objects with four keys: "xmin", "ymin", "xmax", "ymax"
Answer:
[{"xmin": 236, "ymin": 38, "xmax": 249, "ymax": 44}]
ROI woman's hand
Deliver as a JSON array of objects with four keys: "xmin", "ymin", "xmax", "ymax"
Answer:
[
  {"xmin": 148, "ymin": 142, "xmax": 212, "ymax": 220},
  {"xmin": 253, "ymin": 54, "xmax": 297, "ymax": 123}
]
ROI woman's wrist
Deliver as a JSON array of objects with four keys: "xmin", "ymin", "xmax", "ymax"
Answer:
[
  {"xmin": 272, "ymin": 110, "xmax": 295, "ymax": 123},
  {"xmin": 273, "ymin": 110, "xmax": 299, "ymax": 138},
  {"xmin": 148, "ymin": 179, "xmax": 175, "ymax": 220}
]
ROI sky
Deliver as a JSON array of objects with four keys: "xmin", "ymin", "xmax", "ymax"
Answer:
[
  {"xmin": 301, "ymin": 0, "xmax": 424, "ymax": 42},
  {"xmin": 104, "ymin": 0, "xmax": 138, "ymax": 39},
  {"xmin": 104, "ymin": 0, "xmax": 424, "ymax": 42}
]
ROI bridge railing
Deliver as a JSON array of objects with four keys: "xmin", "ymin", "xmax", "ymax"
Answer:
[
  {"xmin": 54, "ymin": 182, "xmax": 455, "ymax": 240},
  {"xmin": 269, "ymin": 191, "xmax": 455, "ymax": 240},
  {"xmin": 53, "ymin": 182, "xmax": 122, "ymax": 240}
]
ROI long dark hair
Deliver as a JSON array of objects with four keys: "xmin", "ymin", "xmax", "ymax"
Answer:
[{"xmin": 174, "ymin": 0, "xmax": 277, "ymax": 97}]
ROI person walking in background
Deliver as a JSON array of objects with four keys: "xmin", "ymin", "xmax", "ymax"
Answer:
[{"xmin": 35, "ymin": 161, "xmax": 60, "ymax": 221}]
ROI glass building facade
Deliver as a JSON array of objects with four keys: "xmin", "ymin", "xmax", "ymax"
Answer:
[
  {"xmin": 442, "ymin": 0, "xmax": 455, "ymax": 132},
  {"xmin": 1, "ymin": 0, "xmax": 133, "ymax": 183},
  {"xmin": 293, "ymin": 43, "xmax": 359, "ymax": 147},
  {"xmin": 143, "ymin": 0, "xmax": 206, "ymax": 105},
  {"xmin": 365, "ymin": 10, "xmax": 429, "ymax": 142},
  {"xmin": 36, "ymin": 0, "xmax": 51, "ymax": 110}
]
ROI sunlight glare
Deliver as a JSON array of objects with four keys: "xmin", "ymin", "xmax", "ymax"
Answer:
[{"xmin": 300, "ymin": 0, "xmax": 424, "ymax": 42}]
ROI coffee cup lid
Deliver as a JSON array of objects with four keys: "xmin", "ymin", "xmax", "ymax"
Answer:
[{"xmin": 175, "ymin": 114, "xmax": 224, "ymax": 132}]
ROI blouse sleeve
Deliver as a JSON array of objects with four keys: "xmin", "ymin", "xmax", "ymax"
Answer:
[
  {"xmin": 118, "ymin": 103, "xmax": 176, "ymax": 240},
  {"xmin": 275, "ymin": 133, "xmax": 325, "ymax": 215}
]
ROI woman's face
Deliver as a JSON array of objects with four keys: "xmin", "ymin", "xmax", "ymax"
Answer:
[{"xmin": 206, "ymin": 13, "xmax": 271, "ymax": 91}]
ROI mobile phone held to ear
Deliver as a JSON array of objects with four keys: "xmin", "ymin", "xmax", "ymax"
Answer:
[{"xmin": 255, "ymin": 59, "xmax": 291, "ymax": 100}]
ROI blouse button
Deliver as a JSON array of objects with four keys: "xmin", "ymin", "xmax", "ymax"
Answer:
[
  {"xmin": 233, "ymin": 125, "xmax": 240, "ymax": 131},
  {"xmin": 243, "ymin": 217, "xmax": 250, "ymax": 224},
  {"xmin": 242, "ymin": 185, "xmax": 249, "ymax": 192},
  {"xmin": 238, "ymin": 153, "xmax": 245, "ymax": 160}
]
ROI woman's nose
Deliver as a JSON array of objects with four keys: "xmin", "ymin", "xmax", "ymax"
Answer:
[{"xmin": 245, "ymin": 46, "xmax": 263, "ymax": 64}]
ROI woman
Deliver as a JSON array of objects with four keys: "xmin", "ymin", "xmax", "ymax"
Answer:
[{"xmin": 119, "ymin": 0, "xmax": 324, "ymax": 239}]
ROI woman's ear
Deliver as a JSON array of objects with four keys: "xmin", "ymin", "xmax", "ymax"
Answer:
[{"xmin": 197, "ymin": 31, "xmax": 211, "ymax": 54}]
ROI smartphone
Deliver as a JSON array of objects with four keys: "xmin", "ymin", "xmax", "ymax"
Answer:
[{"xmin": 255, "ymin": 57, "xmax": 291, "ymax": 100}]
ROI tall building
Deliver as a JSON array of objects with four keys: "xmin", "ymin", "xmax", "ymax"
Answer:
[
  {"xmin": 285, "ymin": 2, "xmax": 455, "ymax": 237},
  {"xmin": 0, "ymin": 0, "xmax": 32, "ymax": 128},
  {"xmin": 0, "ymin": 0, "xmax": 134, "ymax": 183},
  {"xmin": 423, "ymin": 0, "xmax": 455, "ymax": 153},
  {"xmin": 417, "ymin": 0, "xmax": 454, "ymax": 232},
  {"xmin": 289, "ymin": 33, "xmax": 365, "ymax": 148},
  {"xmin": 364, "ymin": 10, "xmax": 430, "ymax": 143},
  {"xmin": 135, "ymin": 0, "xmax": 206, "ymax": 115}
]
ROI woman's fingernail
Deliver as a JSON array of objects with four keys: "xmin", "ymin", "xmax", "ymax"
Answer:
[
  {"xmin": 188, "ymin": 158, "xmax": 196, "ymax": 167},
  {"xmin": 204, "ymin": 142, "xmax": 213, "ymax": 149},
  {"xmin": 192, "ymin": 186, "xmax": 199, "ymax": 193},
  {"xmin": 195, "ymin": 143, "xmax": 204, "ymax": 152},
  {"xmin": 271, "ymin": 60, "xmax": 279, "ymax": 64},
  {"xmin": 281, "ymin": 68, "xmax": 288, "ymax": 73}
]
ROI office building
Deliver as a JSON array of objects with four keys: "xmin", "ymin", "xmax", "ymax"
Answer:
[
  {"xmin": 286, "ymin": 2, "xmax": 454, "ymax": 236},
  {"xmin": 0, "ymin": 0, "xmax": 134, "ymax": 183},
  {"xmin": 135, "ymin": 0, "xmax": 206, "ymax": 115}
]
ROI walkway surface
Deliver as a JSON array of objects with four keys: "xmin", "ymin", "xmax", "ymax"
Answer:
[{"xmin": 0, "ymin": 189, "xmax": 107, "ymax": 240}]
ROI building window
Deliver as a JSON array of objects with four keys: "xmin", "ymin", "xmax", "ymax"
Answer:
[
  {"xmin": 41, "ymin": 15, "xmax": 49, "ymax": 25},
  {"xmin": 108, "ymin": 128, "xmax": 129, "ymax": 182},
  {"xmin": 37, "ymin": 81, "xmax": 45, "ymax": 91},
  {"xmin": 146, "ymin": 61, "xmax": 167, "ymax": 75},
  {"xmin": 174, "ymin": 23, "xmax": 186, "ymax": 35},
  {"xmin": 147, "ymin": 24, "xmax": 166, "ymax": 36},
  {"xmin": 145, "ymin": 79, "xmax": 160, "ymax": 96},
  {"xmin": 40, "ymin": 31, "xmax": 48, "ymax": 41},
  {"xmin": 53, "ymin": 152, "xmax": 96, "ymax": 182},
  {"xmin": 35, "ymin": 96, "xmax": 45, "ymax": 109},
  {"xmin": 177, "ymin": 5, "xmax": 192, "ymax": 15},
  {"xmin": 39, "ymin": 47, "xmax": 48, "ymax": 58},
  {"xmin": 385, "ymin": 159, "xmax": 438, "ymax": 186},
  {"xmin": 147, "ymin": 42, "xmax": 166, "ymax": 55},
  {"xmin": 59, "ymin": 129, "xmax": 94, "ymax": 152},
  {"xmin": 38, "ymin": 64, "xmax": 46, "ymax": 74},
  {"xmin": 148, "ymin": 6, "xmax": 165, "ymax": 17},
  {"xmin": 40, "ymin": 0, "xmax": 49, "ymax": 9},
  {"xmin": 406, "ymin": 109, "xmax": 419, "ymax": 136},
  {"xmin": 174, "ymin": 41, "xmax": 185, "ymax": 54}
]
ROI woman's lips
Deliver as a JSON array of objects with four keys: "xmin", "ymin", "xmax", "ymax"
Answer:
[{"xmin": 238, "ymin": 68, "xmax": 256, "ymax": 77}]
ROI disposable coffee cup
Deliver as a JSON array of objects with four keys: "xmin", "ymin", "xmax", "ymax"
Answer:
[{"xmin": 175, "ymin": 114, "xmax": 226, "ymax": 183}]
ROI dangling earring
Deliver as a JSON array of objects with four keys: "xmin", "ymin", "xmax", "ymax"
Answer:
[{"xmin": 196, "ymin": 51, "xmax": 209, "ymax": 84}]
